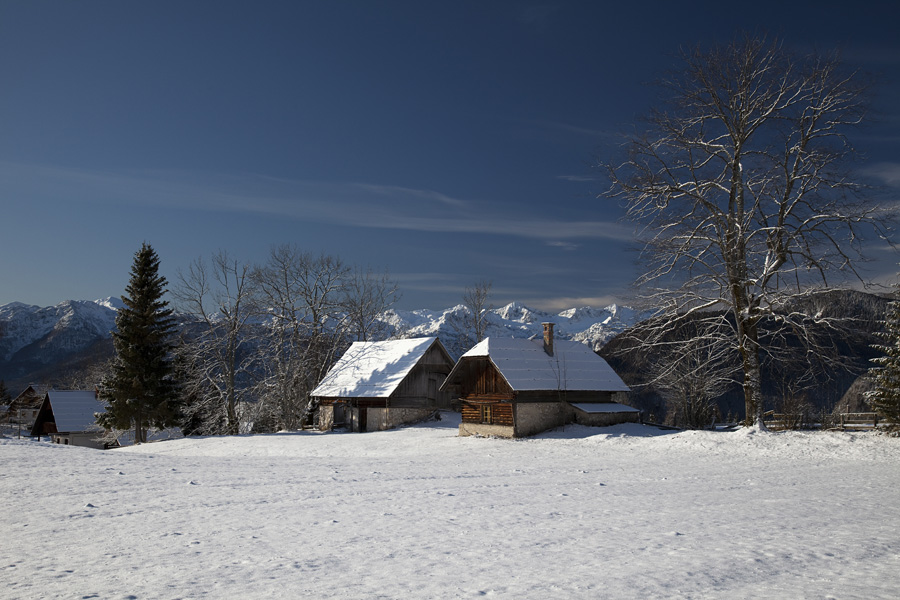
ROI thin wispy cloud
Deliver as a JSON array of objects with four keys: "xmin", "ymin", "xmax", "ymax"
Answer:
[
  {"xmin": 523, "ymin": 294, "xmax": 622, "ymax": 312},
  {"xmin": 351, "ymin": 183, "xmax": 468, "ymax": 208},
  {"xmin": 546, "ymin": 241, "xmax": 580, "ymax": 251},
  {"xmin": 557, "ymin": 174, "xmax": 603, "ymax": 182},
  {"xmin": 0, "ymin": 161, "xmax": 632, "ymax": 242},
  {"xmin": 862, "ymin": 162, "xmax": 900, "ymax": 187}
]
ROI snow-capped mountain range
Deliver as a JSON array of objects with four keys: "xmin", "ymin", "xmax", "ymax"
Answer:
[
  {"xmin": 0, "ymin": 298, "xmax": 122, "ymax": 364},
  {"xmin": 383, "ymin": 301, "xmax": 638, "ymax": 356},
  {"xmin": 0, "ymin": 298, "xmax": 639, "ymax": 389}
]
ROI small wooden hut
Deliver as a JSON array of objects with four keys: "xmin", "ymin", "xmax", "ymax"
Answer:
[
  {"xmin": 313, "ymin": 337, "xmax": 455, "ymax": 432},
  {"xmin": 7, "ymin": 385, "xmax": 50, "ymax": 429},
  {"xmin": 30, "ymin": 390, "xmax": 107, "ymax": 449},
  {"xmin": 442, "ymin": 323, "xmax": 637, "ymax": 438}
]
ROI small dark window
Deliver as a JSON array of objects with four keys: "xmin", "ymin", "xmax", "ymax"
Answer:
[{"xmin": 480, "ymin": 404, "xmax": 493, "ymax": 424}]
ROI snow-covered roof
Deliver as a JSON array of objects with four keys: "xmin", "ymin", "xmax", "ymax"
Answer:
[
  {"xmin": 569, "ymin": 402, "xmax": 639, "ymax": 414},
  {"xmin": 45, "ymin": 390, "xmax": 104, "ymax": 433},
  {"xmin": 452, "ymin": 337, "xmax": 630, "ymax": 392},
  {"xmin": 311, "ymin": 337, "xmax": 446, "ymax": 399}
]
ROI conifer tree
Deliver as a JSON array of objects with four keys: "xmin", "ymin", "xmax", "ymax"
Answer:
[
  {"xmin": 0, "ymin": 380, "xmax": 11, "ymax": 423},
  {"xmin": 867, "ymin": 281, "xmax": 900, "ymax": 431},
  {"xmin": 99, "ymin": 243, "xmax": 180, "ymax": 443}
]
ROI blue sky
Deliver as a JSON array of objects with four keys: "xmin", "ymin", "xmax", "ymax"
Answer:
[{"xmin": 1, "ymin": 1, "xmax": 899, "ymax": 311}]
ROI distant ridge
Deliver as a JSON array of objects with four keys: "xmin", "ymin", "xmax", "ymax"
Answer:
[{"xmin": 0, "ymin": 298, "xmax": 638, "ymax": 391}]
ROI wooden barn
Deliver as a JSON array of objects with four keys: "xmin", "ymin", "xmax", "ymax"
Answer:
[
  {"xmin": 7, "ymin": 385, "xmax": 50, "ymax": 430},
  {"xmin": 442, "ymin": 323, "xmax": 637, "ymax": 438},
  {"xmin": 30, "ymin": 390, "xmax": 107, "ymax": 449},
  {"xmin": 313, "ymin": 337, "xmax": 455, "ymax": 432}
]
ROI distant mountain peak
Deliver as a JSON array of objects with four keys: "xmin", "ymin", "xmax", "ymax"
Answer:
[
  {"xmin": 495, "ymin": 301, "xmax": 544, "ymax": 323},
  {"xmin": 0, "ymin": 297, "xmax": 640, "ymax": 388},
  {"xmin": 94, "ymin": 297, "xmax": 125, "ymax": 311}
]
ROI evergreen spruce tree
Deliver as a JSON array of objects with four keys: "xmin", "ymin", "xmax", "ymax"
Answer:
[
  {"xmin": 866, "ymin": 280, "xmax": 900, "ymax": 431},
  {"xmin": 0, "ymin": 380, "xmax": 11, "ymax": 423},
  {"xmin": 98, "ymin": 243, "xmax": 180, "ymax": 443}
]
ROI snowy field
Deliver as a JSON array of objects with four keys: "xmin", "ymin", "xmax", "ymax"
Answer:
[{"xmin": 2, "ymin": 415, "xmax": 899, "ymax": 599}]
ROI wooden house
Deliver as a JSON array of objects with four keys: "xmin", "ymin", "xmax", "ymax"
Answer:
[
  {"xmin": 442, "ymin": 323, "xmax": 637, "ymax": 438},
  {"xmin": 7, "ymin": 385, "xmax": 50, "ymax": 429},
  {"xmin": 312, "ymin": 337, "xmax": 455, "ymax": 432},
  {"xmin": 30, "ymin": 390, "xmax": 107, "ymax": 449}
]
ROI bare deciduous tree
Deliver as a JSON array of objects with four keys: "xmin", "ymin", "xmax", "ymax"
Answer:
[
  {"xmin": 343, "ymin": 265, "xmax": 401, "ymax": 342},
  {"xmin": 449, "ymin": 280, "xmax": 494, "ymax": 353},
  {"xmin": 173, "ymin": 251, "xmax": 257, "ymax": 435},
  {"xmin": 464, "ymin": 280, "xmax": 493, "ymax": 344},
  {"xmin": 649, "ymin": 323, "xmax": 733, "ymax": 429},
  {"xmin": 606, "ymin": 36, "xmax": 889, "ymax": 427},
  {"xmin": 251, "ymin": 246, "xmax": 354, "ymax": 430}
]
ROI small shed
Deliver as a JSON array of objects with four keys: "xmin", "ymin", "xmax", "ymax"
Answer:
[
  {"xmin": 312, "ymin": 337, "xmax": 455, "ymax": 432},
  {"xmin": 442, "ymin": 323, "xmax": 637, "ymax": 438},
  {"xmin": 30, "ymin": 390, "xmax": 107, "ymax": 449}
]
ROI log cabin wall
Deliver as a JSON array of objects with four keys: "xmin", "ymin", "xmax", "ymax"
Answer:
[{"xmin": 460, "ymin": 400, "xmax": 514, "ymax": 426}]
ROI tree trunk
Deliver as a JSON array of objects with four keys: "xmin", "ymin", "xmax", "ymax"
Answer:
[
  {"xmin": 738, "ymin": 318, "xmax": 765, "ymax": 427},
  {"xmin": 134, "ymin": 408, "xmax": 144, "ymax": 445}
]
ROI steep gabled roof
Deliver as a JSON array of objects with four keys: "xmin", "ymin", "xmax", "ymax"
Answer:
[
  {"xmin": 39, "ymin": 390, "xmax": 105, "ymax": 433},
  {"xmin": 11, "ymin": 384, "xmax": 51, "ymax": 409},
  {"xmin": 446, "ymin": 337, "xmax": 630, "ymax": 392},
  {"xmin": 311, "ymin": 337, "xmax": 450, "ymax": 399}
]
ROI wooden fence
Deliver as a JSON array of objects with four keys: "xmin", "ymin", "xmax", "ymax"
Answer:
[
  {"xmin": 836, "ymin": 412, "xmax": 879, "ymax": 430},
  {"xmin": 762, "ymin": 411, "xmax": 881, "ymax": 431}
]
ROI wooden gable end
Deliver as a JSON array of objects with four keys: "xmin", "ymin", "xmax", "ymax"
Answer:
[
  {"xmin": 390, "ymin": 342, "xmax": 454, "ymax": 408},
  {"xmin": 457, "ymin": 358, "xmax": 514, "ymax": 402}
]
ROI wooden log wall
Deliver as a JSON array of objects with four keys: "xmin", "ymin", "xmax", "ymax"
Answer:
[{"xmin": 461, "ymin": 400, "xmax": 514, "ymax": 426}]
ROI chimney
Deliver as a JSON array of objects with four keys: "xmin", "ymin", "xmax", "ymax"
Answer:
[{"xmin": 542, "ymin": 322, "xmax": 554, "ymax": 356}]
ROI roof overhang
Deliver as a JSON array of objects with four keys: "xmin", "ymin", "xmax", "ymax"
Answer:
[{"xmin": 569, "ymin": 402, "xmax": 639, "ymax": 414}]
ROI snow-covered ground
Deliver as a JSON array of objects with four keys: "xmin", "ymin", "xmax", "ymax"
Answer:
[{"xmin": 2, "ymin": 416, "xmax": 899, "ymax": 599}]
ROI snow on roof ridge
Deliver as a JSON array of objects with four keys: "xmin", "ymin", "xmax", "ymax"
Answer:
[{"xmin": 456, "ymin": 335, "xmax": 629, "ymax": 392}]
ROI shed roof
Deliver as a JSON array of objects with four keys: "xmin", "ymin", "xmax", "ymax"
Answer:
[
  {"xmin": 311, "ymin": 337, "xmax": 449, "ymax": 399},
  {"xmin": 448, "ymin": 337, "xmax": 630, "ymax": 392},
  {"xmin": 43, "ymin": 390, "xmax": 104, "ymax": 433}
]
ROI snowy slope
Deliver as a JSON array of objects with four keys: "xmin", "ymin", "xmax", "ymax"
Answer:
[{"xmin": 2, "ymin": 417, "xmax": 898, "ymax": 599}]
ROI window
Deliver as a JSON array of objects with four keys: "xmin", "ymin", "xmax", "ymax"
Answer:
[{"xmin": 480, "ymin": 404, "xmax": 493, "ymax": 424}]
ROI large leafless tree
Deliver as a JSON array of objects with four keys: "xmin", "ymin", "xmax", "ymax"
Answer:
[
  {"xmin": 447, "ymin": 280, "xmax": 494, "ymax": 356},
  {"xmin": 173, "ymin": 251, "xmax": 257, "ymax": 435},
  {"xmin": 606, "ymin": 37, "xmax": 889, "ymax": 426},
  {"xmin": 343, "ymin": 265, "xmax": 401, "ymax": 342},
  {"xmin": 173, "ymin": 245, "xmax": 400, "ymax": 434},
  {"xmin": 251, "ymin": 246, "xmax": 353, "ymax": 430}
]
